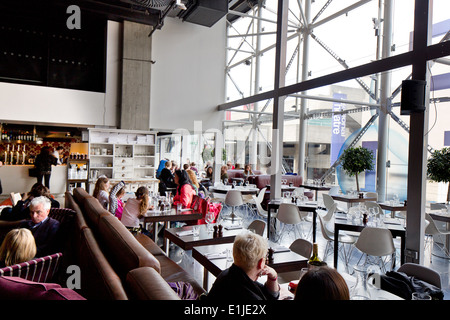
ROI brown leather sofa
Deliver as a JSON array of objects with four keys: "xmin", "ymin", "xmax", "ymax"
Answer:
[
  {"xmin": 226, "ymin": 169, "xmax": 262, "ymax": 182},
  {"xmin": 65, "ymin": 187, "xmax": 205, "ymax": 300}
]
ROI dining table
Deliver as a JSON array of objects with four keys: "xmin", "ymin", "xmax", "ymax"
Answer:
[
  {"xmin": 142, "ymin": 207, "xmax": 202, "ymax": 254},
  {"xmin": 208, "ymin": 184, "xmax": 260, "ymax": 196},
  {"xmin": 300, "ymin": 184, "xmax": 333, "ymax": 201},
  {"xmin": 333, "ymin": 214, "xmax": 406, "ymax": 269},
  {"xmin": 331, "ymin": 193, "xmax": 377, "ymax": 210},
  {"xmin": 378, "ymin": 201, "xmax": 407, "ymax": 218},
  {"xmin": 267, "ymin": 198, "xmax": 319, "ymax": 241},
  {"xmin": 164, "ymin": 223, "xmax": 244, "ymax": 251},
  {"xmin": 281, "ymin": 272, "xmax": 403, "ymax": 300},
  {"xmin": 192, "ymin": 242, "xmax": 308, "ymax": 290}
]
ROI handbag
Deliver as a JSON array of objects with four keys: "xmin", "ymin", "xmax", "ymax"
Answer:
[{"xmin": 28, "ymin": 168, "xmax": 39, "ymax": 177}]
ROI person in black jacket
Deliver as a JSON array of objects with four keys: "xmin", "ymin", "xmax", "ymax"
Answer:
[
  {"xmin": 20, "ymin": 196, "xmax": 60, "ymax": 257},
  {"xmin": 158, "ymin": 160, "xmax": 177, "ymax": 196},
  {"xmin": 204, "ymin": 232, "xmax": 280, "ymax": 300},
  {"xmin": 34, "ymin": 146, "xmax": 58, "ymax": 189}
]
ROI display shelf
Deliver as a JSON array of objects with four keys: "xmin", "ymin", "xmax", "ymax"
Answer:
[
  {"xmin": 88, "ymin": 128, "xmax": 158, "ymax": 183},
  {"xmin": 66, "ymin": 158, "xmax": 90, "ymax": 193}
]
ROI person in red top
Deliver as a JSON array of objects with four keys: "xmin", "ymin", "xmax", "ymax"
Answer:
[{"xmin": 172, "ymin": 169, "xmax": 196, "ymax": 210}]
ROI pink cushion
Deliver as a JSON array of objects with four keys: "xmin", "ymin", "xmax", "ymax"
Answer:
[{"xmin": 0, "ymin": 276, "xmax": 86, "ymax": 300}]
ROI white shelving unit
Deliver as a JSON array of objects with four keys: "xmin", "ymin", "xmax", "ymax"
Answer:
[{"xmin": 88, "ymin": 128, "xmax": 158, "ymax": 193}]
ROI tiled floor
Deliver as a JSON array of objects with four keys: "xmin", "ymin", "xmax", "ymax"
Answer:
[{"xmin": 166, "ymin": 205, "xmax": 450, "ymax": 300}]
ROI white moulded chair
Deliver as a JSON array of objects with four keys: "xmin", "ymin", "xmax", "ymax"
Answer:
[
  {"xmin": 245, "ymin": 187, "xmax": 267, "ymax": 220},
  {"xmin": 353, "ymin": 226, "xmax": 396, "ymax": 273},
  {"xmin": 365, "ymin": 192, "xmax": 378, "ymax": 201},
  {"xmin": 277, "ymin": 239, "xmax": 313, "ymax": 283},
  {"xmin": 397, "ymin": 262, "xmax": 442, "ymax": 289},
  {"xmin": 318, "ymin": 202, "xmax": 337, "ymax": 223},
  {"xmin": 289, "ymin": 238, "xmax": 313, "ymax": 259},
  {"xmin": 276, "ymin": 203, "xmax": 307, "ymax": 243},
  {"xmin": 323, "ymin": 193, "xmax": 346, "ymax": 213},
  {"xmin": 318, "ymin": 214, "xmax": 356, "ymax": 272},
  {"xmin": 424, "ymin": 212, "xmax": 450, "ymax": 262},
  {"xmin": 247, "ymin": 219, "xmax": 266, "ymax": 237}
]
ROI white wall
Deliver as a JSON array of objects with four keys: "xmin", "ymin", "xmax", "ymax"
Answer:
[
  {"xmin": 0, "ymin": 21, "xmax": 121, "ymax": 127},
  {"xmin": 150, "ymin": 17, "xmax": 226, "ymax": 133},
  {"xmin": 0, "ymin": 17, "xmax": 226, "ymax": 133}
]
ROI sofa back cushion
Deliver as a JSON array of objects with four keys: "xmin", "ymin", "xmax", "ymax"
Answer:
[
  {"xmin": 226, "ymin": 170, "xmax": 244, "ymax": 180},
  {"xmin": 252, "ymin": 174, "xmax": 303, "ymax": 189},
  {"xmin": 78, "ymin": 228, "xmax": 128, "ymax": 300},
  {"xmin": 125, "ymin": 267, "xmax": 180, "ymax": 300},
  {"xmin": 0, "ymin": 276, "xmax": 85, "ymax": 300},
  {"xmin": 0, "ymin": 252, "xmax": 63, "ymax": 283},
  {"xmin": 83, "ymin": 197, "xmax": 112, "ymax": 229},
  {"xmin": 73, "ymin": 187, "xmax": 92, "ymax": 209},
  {"xmin": 97, "ymin": 214, "xmax": 161, "ymax": 278}
]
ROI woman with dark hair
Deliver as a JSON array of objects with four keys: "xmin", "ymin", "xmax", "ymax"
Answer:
[
  {"xmin": 172, "ymin": 169, "xmax": 196, "ymax": 209},
  {"xmin": 34, "ymin": 146, "xmax": 58, "ymax": 189},
  {"xmin": 294, "ymin": 267, "xmax": 350, "ymax": 300}
]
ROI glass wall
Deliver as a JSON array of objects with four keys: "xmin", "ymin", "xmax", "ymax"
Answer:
[{"xmin": 223, "ymin": 0, "xmax": 450, "ymax": 202}]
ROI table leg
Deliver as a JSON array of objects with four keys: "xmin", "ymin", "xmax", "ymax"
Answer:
[
  {"xmin": 334, "ymin": 225, "xmax": 340, "ymax": 268},
  {"xmin": 312, "ymin": 211, "xmax": 317, "ymax": 243},
  {"xmin": 267, "ymin": 205, "xmax": 272, "ymax": 239},
  {"xmin": 153, "ymin": 222, "xmax": 158, "ymax": 243},
  {"xmin": 400, "ymin": 234, "xmax": 405, "ymax": 266},
  {"xmin": 203, "ymin": 268, "xmax": 209, "ymax": 291},
  {"xmin": 163, "ymin": 221, "xmax": 169, "ymax": 255}
]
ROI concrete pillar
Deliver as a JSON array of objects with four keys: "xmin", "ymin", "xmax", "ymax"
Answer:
[
  {"xmin": 376, "ymin": 0, "xmax": 394, "ymax": 202},
  {"xmin": 120, "ymin": 21, "xmax": 152, "ymax": 130},
  {"xmin": 297, "ymin": 0, "xmax": 311, "ymax": 178}
]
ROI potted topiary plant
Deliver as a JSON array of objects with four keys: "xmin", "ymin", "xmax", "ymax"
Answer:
[
  {"xmin": 427, "ymin": 147, "xmax": 450, "ymax": 202},
  {"xmin": 340, "ymin": 146, "xmax": 375, "ymax": 192}
]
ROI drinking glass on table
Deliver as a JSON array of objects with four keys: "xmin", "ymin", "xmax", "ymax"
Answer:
[
  {"xmin": 192, "ymin": 225, "xmax": 200, "ymax": 237},
  {"xmin": 205, "ymin": 211, "xmax": 215, "ymax": 233},
  {"xmin": 393, "ymin": 194, "xmax": 399, "ymax": 205}
]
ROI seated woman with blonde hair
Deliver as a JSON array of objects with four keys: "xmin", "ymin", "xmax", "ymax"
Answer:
[
  {"xmin": 0, "ymin": 228, "xmax": 37, "ymax": 267},
  {"xmin": 205, "ymin": 231, "xmax": 280, "ymax": 300}
]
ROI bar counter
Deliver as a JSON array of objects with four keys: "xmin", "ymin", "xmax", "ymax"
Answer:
[{"xmin": 0, "ymin": 164, "xmax": 67, "ymax": 195}]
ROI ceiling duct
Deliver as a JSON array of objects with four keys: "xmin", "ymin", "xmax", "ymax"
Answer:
[
  {"xmin": 178, "ymin": 0, "xmax": 228, "ymax": 27},
  {"xmin": 121, "ymin": 0, "xmax": 173, "ymax": 8}
]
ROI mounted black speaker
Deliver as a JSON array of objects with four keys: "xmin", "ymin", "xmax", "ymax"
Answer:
[{"xmin": 400, "ymin": 80, "xmax": 427, "ymax": 115}]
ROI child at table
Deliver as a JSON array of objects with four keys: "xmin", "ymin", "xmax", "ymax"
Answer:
[
  {"xmin": 93, "ymin": 176, "xmax": 110, "ymax": 210},
  {"xmin": 109, "ymin": 181, "xmax": 126, "ymax": 220},
  {"xmin": 121, "ymin": 186, "xmax": 151, "ymax": 229}
]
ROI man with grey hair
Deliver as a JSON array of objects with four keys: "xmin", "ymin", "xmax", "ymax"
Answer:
[
  {"xmin": 20, "ymin": 196, "xmax": 60, "ymax": 257},
  {"xmin": 205, "ymin": 231, "xmax": 280, "ymax": 300}
]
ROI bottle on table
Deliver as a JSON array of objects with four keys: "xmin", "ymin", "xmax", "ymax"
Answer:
[{"xmin": 308, "ymin": 243, "xmax": 327, "ymax": 269}]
